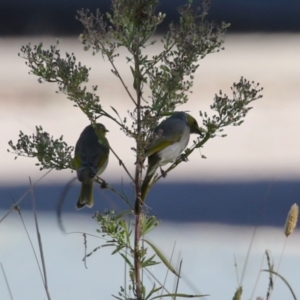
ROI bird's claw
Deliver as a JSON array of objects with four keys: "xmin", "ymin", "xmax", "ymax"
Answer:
[
  {"xmin": 160, "ymin": 167, "xmax": 167, "ymax": 178},
  {"xmin": 180, "ymin": 154, "xmax": 189, "ymax": 162},
  {"xmin": 99, "ymin": 178, "xmax": 108, "ymax": 189}
]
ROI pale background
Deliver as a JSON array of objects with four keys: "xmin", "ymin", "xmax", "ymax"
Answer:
[
  {"xmin": 1, "ymin": 34, "xmax": 300, "ymax": 185},
  {"xmin": 0, "ymin": 34, "xmax": 299, "ymax": 299}
]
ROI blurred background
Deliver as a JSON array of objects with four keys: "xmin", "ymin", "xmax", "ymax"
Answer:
[{"xmin": 0, "ymin": 1, "xmax": 300, "ymax": 299}]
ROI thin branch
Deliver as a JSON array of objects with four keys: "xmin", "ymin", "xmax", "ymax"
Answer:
[
  {"xmin": 66, "ymin": 231, "xmax": 103, "ymax": 238},
  {"xmin": 95, "ymin": 178, "xmax": 133, "ymax": 209},
  {"xmin": 29, "ymin": 178, "xmax": 51, "ymax": 300},
  {"xmin": 110, "ymin": 59, "xmax": 137, "ymax": 106},
  {"xmin": 0, "ymin": 169, "xmax": 52, "ymax": 225},
  {"xmin": 56, "ymin": 177, "xmax": 77, "ymax": 233},
  {"xmin": 250, "ymin": 253, "xmax": 265, "ymax": 300},
  {"xmin": 1, "ymin": 263, "xmax": 14, "ymax": 300},
  {"xmin": 269, "ymin": 237, "xmax": 288, "ymax": 300},
  {"xmin": 174, "ymin": 259, "xmax": 183, "ymax": 300},
  {"xmin": 145, "ymin": 267, "xmax": 172, "ymax": 295},
  {"xmin": 240, "ymin": 179, "xmax": 273, "ymax": 286},
  {"xmin": 108, "ymin": 145, "xmax": 135, "ymax": 182},
  {"xmin": 161, "ymin": 241, "xmax": 177, "ymax": 298},
  {"xmin": 83, "ymin": 233, "xmax": 88, "ymax": 269},
  {"xmin": 133, "ymin": 30, "xmax": 143, "ymax": 299},
  {"xmin": 96, "ymin": 38, "xmax": 137, "ymax": 106},
  {"xmin": 14, "ymin": 206, "xmax": 45, "ymax": 287},
  {"xmin": 233, "ymin": 254, "xmax": 240, "ymax": 286}
]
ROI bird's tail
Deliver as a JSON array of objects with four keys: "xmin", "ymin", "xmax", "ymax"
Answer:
[
  {"xmin": 140, "ymin": 163, "xmax": 157, "ymax": 206},
  {"xmin": 76, "ymin": 179, "xmax": 94, "ymax": 209}
]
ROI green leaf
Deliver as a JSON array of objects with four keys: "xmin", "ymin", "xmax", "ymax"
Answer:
[
  {"xmin": 111, "ymin": 244, "xmax": 124, "ymax": 255},
  {"xmin": 141, "ymin": 254, "xmax": 159, "ymax": 268},
  {"xmin": 114, "ymin": 210, "xmax": 131, "ymax": 220},
  {"xmin": 112, "ymin": 295, "xmax": 123, "ymax": 300},
  {"xmin": 141, "ymin": 215, "xmax": 159, "ymax": 235},
  {"xmin": 150, "ymin": 293, "xmax": 209, "ymax": 299},
  {"xmin": 145, "ymin": 285, "xmax": 162, "ymax": 300},
  {"xmin": 143, "ymin": 239, "xmax": 178, "ymax": 276},
  {"xmin": 110, "ymin": 106, "xmax": 123, "ymax": 124},
  {"xmin": 120, "ymin": 253, "xmax": 133, "ymax": 269}
]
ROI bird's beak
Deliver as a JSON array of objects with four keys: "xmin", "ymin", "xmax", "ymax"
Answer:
[{"xmin": 105, "ymin": 129, "xmax": 109, "ymax": 132}]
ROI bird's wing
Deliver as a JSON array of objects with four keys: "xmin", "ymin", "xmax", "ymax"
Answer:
[
  {"xmin": 74, "ymin": 143, "xmax": 109, "ymax": 180},
  {"xmin": 73, "ymin": 151, "xmax": 83, "ymax": 171},
  {"xmin": 144, "ymin": 132, "xmax": 182, "ymax": 157},
  {"xmin": 90, "ymin": 149, "xmax": 109, "ymax": 172}
]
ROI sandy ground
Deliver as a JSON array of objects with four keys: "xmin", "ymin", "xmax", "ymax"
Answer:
[{"xmin": 0, "ymin": 34, "xmax": 299, "ymax": 185}]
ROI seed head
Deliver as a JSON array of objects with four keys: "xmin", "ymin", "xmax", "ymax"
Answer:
[{"xmin": 284, "ymin": 203, "xmax": 299, "ymax": 237}]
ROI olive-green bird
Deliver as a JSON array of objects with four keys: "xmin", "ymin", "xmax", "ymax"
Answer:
[
  {"xmin": 141, "ymin": 112, "xmax": 202, "ymax": 201},
  {"xmin": 73, "ymin": 123, "xmax": 110, "ymax": 209}
]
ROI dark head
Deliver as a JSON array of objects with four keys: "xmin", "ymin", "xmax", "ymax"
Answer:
[
  {"xmin": 94, "ymin": 123, "xmax": 109, "ymax": 136},
  {"xmin": 183, "ymin": 113, "xmax": 202, "ymax": 135},
  {"xmin": 82, "ymin": 123, "xmax": 108, "ymax": 136}
]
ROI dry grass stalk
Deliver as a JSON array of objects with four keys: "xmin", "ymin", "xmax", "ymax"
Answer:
[{"xmin": 284, "ymin": 203, "xmax": 299, "ymax": 237}]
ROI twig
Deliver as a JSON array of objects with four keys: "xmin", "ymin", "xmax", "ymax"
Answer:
[
  {"xmin": 95, "ymin": 178, "xmax": 133, "ymax": 209},
  {"xmin": 0, "ymin": 169, "xmax": 52, "ymax": 225},
  {"xmin": 174, "ymin": 260, "xmax": 183, "ymax": 300},
  {"xmin": 83, "ymin": 233, "xmax": 88, "ymax": 269},
  {"xmin": 161, "ymin": 241, "xmax": 177, "ymax": 298},
  {"xmin": 145, "ymin": 268, "xmax": 172, "ymax": 295},
  {"xmin": 239, "ymin": 179, "xmax": 274, "ymax": 286},
  {"xmin": 268, "ymin": 238, "xmax": 287, "ymax": 300},
  {"xmin": 109, "ymin": 145, "xmax": 135, "ymax": 182},
  {"xmin": 249, "ymin": 252, "xmax": 265, "ymax": 300},
  {"xmin": 1, "ymin": 263, "xmax": 14, "ymax": 300},
  {"xmin": 14, "ymin": 205, "xmax": 45, "ymax": 286},
  {"xmin": 110, "ymin": 59, "xmax": 137, "ymax": 106},
  {"xmin": 262, "ymin": 269, "xmax": 297, "ymax": 300},
  {"xmin": 56, "ymin": 177, "xmax": 77, "ymax": 233},
  {"xmin": 233, "ymin": 254, "xmax": 240, "ymax": 286},
  {"xmin": 66, "ymin": 231, "xmax": 103, "ymax": 238},
  {"xmin": 93, "ymin": 36, "xmax": 137, "ymax": 106}
]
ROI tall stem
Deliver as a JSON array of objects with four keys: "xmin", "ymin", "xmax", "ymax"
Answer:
[
  {"xmin": 134, "ymin": 213, "xmax": 142, "ymax": 299},
  {"xmin": 133, "ymin": 32, "xmax": 143, "ymax": 299}
]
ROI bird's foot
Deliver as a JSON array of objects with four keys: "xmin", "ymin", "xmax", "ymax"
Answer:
[
  {"xmin": 160, "ymin": 167, "xmax": 167, "ymax": 178},
  {"xmin": 99, "ymin": 178, "xmax": 108, "ymax": 189},
  {"xmin": 180, "ymin": 154, "xmax": 189, "ymax": 162}
]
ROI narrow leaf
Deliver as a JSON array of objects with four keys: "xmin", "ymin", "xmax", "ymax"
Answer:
[
  {"xmin": 150, "ymin": 293, "xmax": 209, "ymax": 299},
  {"xmin": 115, "ymin": 210, "xmax": 131, "ymax": 220},
  {"xmin": 141, "ymin": 254, "xmax": 160, "ymax": 268},
  {"xmin": 262, "ymin": 270, "xmax": 297, "ymax": 300},
  {"xmin": 110, "ymin": 106, "xmax": 123, "ymax": 123},
  {"xmin": 143, "ymin": 239, "xmax": 178, "ymax": 276},
  {"xmin": 120, "ymin": 253, "xmax": 133, "ymax": 269},
  {"xmin": 111, "ymin": 244, "xmax": 124, "ymax": 255},
  {"xmin": 145, "ymin": 285, "xmax": 162, "ymax": 300}
]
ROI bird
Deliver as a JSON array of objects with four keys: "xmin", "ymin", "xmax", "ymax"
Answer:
[
  {"xmin": 73, "ymin": 123, "xmax": 110, "ymax": 209},
  {"xmin": 141, "ymin": 112, "xmax": 202, "ymax": 201}
]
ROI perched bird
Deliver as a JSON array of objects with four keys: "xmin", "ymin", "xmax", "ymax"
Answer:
[
  {"xmin": 73, "ymin": 123, "xmax": 110, "ymax": 209},
  {"xmin": 141, "ymin": 112, "xmax": 202, "ymax": 201}
]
